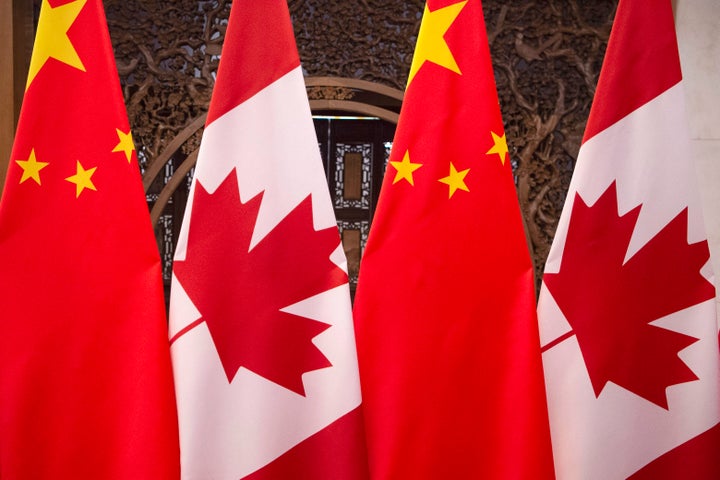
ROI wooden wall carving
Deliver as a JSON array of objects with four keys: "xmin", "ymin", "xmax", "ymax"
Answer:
[
  {"xmin": 104, "ymin": 0, "xmax": 617, "ymax": 289},
  {"xmin": 289, "ymin": 0, "xmax": 424, "ymax": 90},
  {"xmin": 105, "ymin": 0, "xmax": 230, "ymax": 173},
  {"xmin": 484, "ymin": 1, "xmax": 616, "ymax": 284}
]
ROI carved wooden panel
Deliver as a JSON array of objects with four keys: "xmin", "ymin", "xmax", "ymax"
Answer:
[
  {"xmin": 104, "ymin": 0, "xmax": 617, "ymax": 290},
  {"xmin": 289, "ymin": 0, "xmax": 424, "ymax": 90},
  {"xmin": 105, "ymin": 0, "xmax": 229, "ymax": 173},
  {"xmin": 484, "ymin": 1, "xmax": 616, "ymax": 285}
]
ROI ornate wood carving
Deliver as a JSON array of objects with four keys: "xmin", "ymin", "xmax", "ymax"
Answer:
[
  {"xmin": 105, "ymin": 0, "xmax": 616, "ymax": 290},
  {"xmin": 105, "ymin": 0, "xmax": 229, "ymax": 172},
  {"xmin": 289, "ymin": 0, "xmax": 424, "ymax": 89},
  {"xmin": 485, "ymin": 1, "xmax": 616, "ymax": 284}
]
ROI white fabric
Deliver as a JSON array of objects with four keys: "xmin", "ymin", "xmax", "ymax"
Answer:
[
  {"xmin": 169, "ymin": 66, "xmax": 362, "ymax": 479},
  {"xmin": 538, "ymin": 83, "xmax": 720, "ymax": 479}
]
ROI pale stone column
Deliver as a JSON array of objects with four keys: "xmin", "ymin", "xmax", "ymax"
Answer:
[{"xmin": 675, "ymin": 0, "xmax": 720, "ymax": 311}]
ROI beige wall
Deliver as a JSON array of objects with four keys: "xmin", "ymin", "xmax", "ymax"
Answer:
[{"xmin": 675, "ymin": 0, "xmax": 720, "ymax": 311}]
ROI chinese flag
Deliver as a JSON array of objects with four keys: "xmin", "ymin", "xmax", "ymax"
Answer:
[
  {"xmin": 352, "ymin": 0, "xmax": 555, "ymax": 478},
  {"xmin": 0, "ymin": 0, "xmax": 179, "ymax": 478},
  {"xmin": 537, "ymin": 0, "xmax": 720, "ymax": 478},
  {"xmin": 168, "ymin": 1, "xmax": 368, "ymax": 478}
]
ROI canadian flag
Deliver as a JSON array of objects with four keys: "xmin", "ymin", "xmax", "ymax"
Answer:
[
  {"xmin": 537, "ymin": 0, "xmax": 720, "ymax": 478},
  {"xmin": 168, "ymin": 1, "xmax": 368, "ymax": 478}
]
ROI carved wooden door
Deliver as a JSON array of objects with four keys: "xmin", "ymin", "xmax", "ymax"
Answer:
[{"xmin": 314, "ymin": 116, "xmax": 396, "ymax": 296}]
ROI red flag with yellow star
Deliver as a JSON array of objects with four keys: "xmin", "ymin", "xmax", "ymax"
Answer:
[
  {"xmin": 353, "ymin": 0, "xmax": 555, "ymax": 478},
  {"xmin": 0, "ymin": 0, "xmax": 180, "ymax": 477}
]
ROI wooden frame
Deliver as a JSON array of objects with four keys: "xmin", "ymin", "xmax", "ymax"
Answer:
[
  {"xmin": 0, "ymin": 0, "xmax": 34, "ymax": 194},
  {"xmin": 142, "ymin": 76, "xmax": 404, "ymax": 226}
]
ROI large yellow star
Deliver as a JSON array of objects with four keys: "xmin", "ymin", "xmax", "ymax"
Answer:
[
  {"xmin": 389, "ymin": 150, "xmax": 423, "ymax": 186},
  {"xmin": 407, "ymin": 0, "xmax": 468, "ymax": 85},
  {"xmin": 438, "ymin": 162, "xmax": 470, "ymax": 198},
  {"xmin": 65, "ymin": 160, "xmax": 97, "ymax": 198},
  {"xmin": 26, "ymin": 0, "xmax": 87, "ymax": 89},
  {"xmin": 112, "ymin": 128, "xmax": 136, "ymax": 163},
  {"xmin": 16, "ymin": 149, "xmax": 49, "ymax": 185},
  {"xmin": 486, "ymin": 131, "xmax": 509, "ymax": 165}
]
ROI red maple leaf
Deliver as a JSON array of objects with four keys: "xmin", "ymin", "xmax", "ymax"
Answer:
[
  {"xmin": 173, "ymin": 169, "xmax": 348, "ymax": 396},
  {"xmin": 544, "ymin": 182, "xmax": 715, "ymax": 409}
]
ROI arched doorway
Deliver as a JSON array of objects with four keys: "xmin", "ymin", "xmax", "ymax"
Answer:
[{"xmin": 142, "ymin": 76, "xmax": 403, "ymax": 298}]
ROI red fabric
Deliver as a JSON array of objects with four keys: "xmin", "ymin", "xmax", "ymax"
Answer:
[
  {"xmin": 353, "ymin": 0, "xmax": 555, "ymax": 478},
  {"xmin": 205, "ymin": 0, "xmax": 300, "ymax": 125},
  {"xmin": 538, "ymin": 0, "xmax": 720, "ymax": 477},
  {"xmin": 629, "ymin": 423, "xmax": 720, "ymax": 479},
  {"xmin": 169, "ymin": 1, "xmax": 369, "ymax": 478},
  {"xmin": 0, "ymin": 0, "xmax": 180, "ymax": 478},
  {"xmin": 543, "ymin": 185, "xmax": 714, "ymax": 409},
  {"xmin": 244, "ymin": 407, "xmax": 370, "ymax": 480},
  {"xmin": 582, "ymin": 0, "xmax": 682, "ymax": 143}
]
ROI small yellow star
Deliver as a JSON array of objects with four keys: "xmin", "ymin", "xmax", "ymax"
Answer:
[
  {"xmin": 407, "ymin": 1, "xmax": 468, "ymax": 85},
  {"xmin": 16, "ymin": 149, "xmax": 49, "ymax": 185},
  {"xmin": 486, "ymin": 131, "xmax": 509, "ymax": 165},
  {"xmin": 65, "ymin": 160, "xmax": 97, "ymax": 198},
  {"xmin": 438, "ymin": 162, "xmax": 470, "ymax": 198},
  {"xmin": 389, "ymin": 150, "xmax": 423, "ymax": 186},
  {"xmin": 112, "ymin": 128, "xmax": 136, "ymax": 163},
  {"xmin": 26, "ymin": 0, "xmax": 87, "ymax": 89}
]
